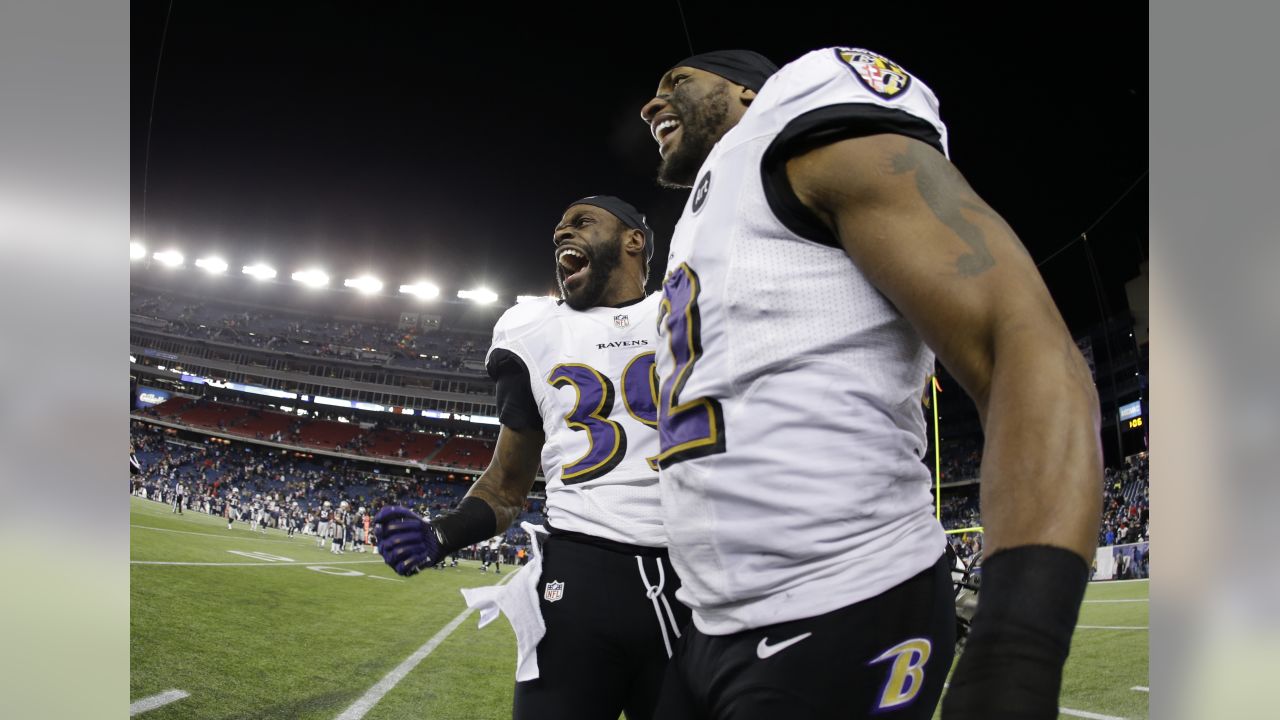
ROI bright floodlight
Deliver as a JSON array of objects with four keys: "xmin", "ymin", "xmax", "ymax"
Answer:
[
  {"xmin": 152, "ymin": 249, "xmax": 184, "ymax": 267},
  {"xmin": 130, "ymin": 241, "xmax": 146, "ymax": 260},
  {"xmin": 291, "ymin": 269, "xmax": 329, "ymax": 288},
  {"xmin": 344, "ymin": 276, "xmax": 384, "ymax": 294},
  {"xmin": 195, "ymin": 256, "xmax": 228, "ymax": 274},
  {"xmin": 399, "ymin": 281, "xmax": 440, "ymax": 299},
  {"xmin": 458, "ymin": 288, "xmax": 498, "ymax": 304},
  {"xmin": 242, "ymin": 263, "xmax": 277, "ymax": 280}
]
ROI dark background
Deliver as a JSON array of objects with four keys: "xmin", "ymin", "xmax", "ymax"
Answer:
[{"xmin": 131, "ymin": 1, "xmax": 1148, "ymax": 456}]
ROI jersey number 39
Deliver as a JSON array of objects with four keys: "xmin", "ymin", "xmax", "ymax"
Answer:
[{"xmin": 547, "ymin": 351, "xmax": 659, "ymax": 484}]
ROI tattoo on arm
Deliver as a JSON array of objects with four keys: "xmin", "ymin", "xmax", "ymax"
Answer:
[{"xmin": 886, "ymin": 142, "xmax": 1003, "ymax": 277}]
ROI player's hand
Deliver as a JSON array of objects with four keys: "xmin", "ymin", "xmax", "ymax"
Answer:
[{"xmin": 373, "ymin": 506, "xmax": 441, "ymax": 576}]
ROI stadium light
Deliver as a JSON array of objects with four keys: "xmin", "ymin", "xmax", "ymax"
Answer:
[
  {"xmin": 152, "ymin": 249, "xmax": 184, "ymax": 267},
  {"xmin": 130, "ymin": 241, "xmax": 146, "ymax": 261},
  {"xmin": 291, "ymin": 268, "xmax": 329, "ymax": 288},
  {"xmin": 195, "ymin": 256, "xmax": 228, "ymax": 274},
  {"xmin": 344, "ymin": 276, "xmax": 384, "ymax": 294},
  {"xmin": 399, "ymin": 281, "xmax": 440, "ymax": 299},
  {"xmin": 242, "ymin": 263, "xmax": 277, "ymax": 281},
  {"xmin": 458, "ymin": 287, "xmax": 498, "ymax": 304}
]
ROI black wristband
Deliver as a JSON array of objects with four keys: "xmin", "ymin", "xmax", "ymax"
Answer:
[
  {"xmin": 942, "ymin": 545, "xmax": 1090, "ymax": 718},
  {"xmin": 430, "ymin": 496, "xmax": 498, "ymax": 557}
]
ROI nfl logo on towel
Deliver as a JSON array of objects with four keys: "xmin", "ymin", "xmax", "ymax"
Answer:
[
  {"xmin": 544, "ymin": 580, "xmax": 565, "ymax": 602},
  {"xmin": 614, "ymin": 314, "xmax": 629, "ymax": 329}
]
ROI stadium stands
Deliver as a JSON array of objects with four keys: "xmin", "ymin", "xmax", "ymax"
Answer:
[
  {"xmin": 430, "ymin": 436, "xmax": 495, "ymax": 471},
  {"xmin": 137, "ymin": 397, "xmax": 496, "ymax": 471},
  {"xmin": 131, "ymin": 287, "xmax": 488, "ymax": 372}
]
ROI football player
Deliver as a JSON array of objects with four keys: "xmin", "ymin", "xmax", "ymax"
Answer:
[
  {"xmin": 638, "ymin": 49, "xmax": 1102, "ymax": 719},
  {"xmin": 317, "ymin": 501, "xmax": 331, "ymax": 548},
  {"xmin": 332, "ymin": 501, "xmax": 349, "ymax": 554},
  {"xmin": 374, "ymin": 196, "xmax": 691, "ymax": 720}
]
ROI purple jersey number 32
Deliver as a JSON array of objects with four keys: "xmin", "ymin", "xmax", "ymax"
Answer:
[{"xmin": 651, "ymin": 263, "xmax": 726, "ymax": 469}]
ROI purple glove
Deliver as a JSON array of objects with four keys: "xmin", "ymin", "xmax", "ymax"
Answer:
[{"xmin": 373, "ymin": 506, "xmax": 441, "ymax": 576}]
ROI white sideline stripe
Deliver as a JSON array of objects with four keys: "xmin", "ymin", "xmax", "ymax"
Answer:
[
  {"xmin": 1077, "ymin": 625, "xmax": 1148, "ymax": 630},
  {"xmin": 1132, "ymin": 685, "xmax": 1150, "ymax": 692},
  {"xmin": 129, "ymin": 689, "xmax": 189, "ymax": 716},
  {"xmin": 132, "ymin": 559, "xmax": 383, "ymax": 567},
  {"xmin": 942, "ymin": 684, "xmax": 1124, "ymax": 720},
  {"xmin": 1059, "ymin": 708, "xmax": 1126, "ymax": 720},
  {"xmin": 1083, "ymin": 599, "xmax": 1148, "ymax": 603},
  {"xmin": 1094, "ymin": 578, "xmax": 1149, "ymax": 584},
  {"xmin": 335, "ymin": 569, "xmax": 521, "ymax": 720},
  {"xmin": 131, "ymin": 523, "xmax": 316, "ymax": 545}
]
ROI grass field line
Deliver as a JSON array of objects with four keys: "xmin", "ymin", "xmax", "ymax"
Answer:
[
  {"xmin": 334, "ymin": 567, "xmax": 522, "ymax": 720},
  {"xmin": 1077, "ymin": 625, "xmax": 1148, "ymax": 630},
  {"xmin": 1094, "ymin": 578, "xmax": 1150, "ymax": 584},
  {"xmin": 1132, "ymin": 686, "xmax": 1149, "ymax": 692},
  {"xmin": 131, "ymin": 523, "xmax": 323, "ymax": 545},
  {"xmin": 129, "ymin": 689, "xmax": 190, "ymax": 716},
  {"xmin": 1058, "ymin": 708, "xmax": 1126, "ymax": 720},
  {"xmin": 132, "ymin": 559, "xmax": 385, "ymax": 567},
  {"xmin": 1082, "ymin": 599, "xmax": 1149, "ymax": 603},
  {"xmin": 942, "ymin": 683, "xmax": 1127, "ymax": 720}
]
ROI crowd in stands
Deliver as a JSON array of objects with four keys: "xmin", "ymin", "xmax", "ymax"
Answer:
[
  {"xmin": 932, "ymin": 438, "xmax": 983, "ymax": 483},
  {"xmin": 130, "ymin": 421, "xmax": 541, "ymax": 548},
  {"xmin": 135, "ymin": 396, "xmax": 498, "ymax": 469},
  {"xmin": 1099, "ymin": 454, "xmax": 1149, "ymax": 547},
  {"xmin": 936, "ymin": 452, "xmax": 1151, "ymax": 564},
  {"xmin": 130, "ymin": 289, "xmax": 487, "ymax": 373}
]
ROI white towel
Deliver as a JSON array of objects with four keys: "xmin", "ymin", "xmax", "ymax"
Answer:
[{"xmin": 459, "ymin": 522, "xmax": 548, "ymax": 682}]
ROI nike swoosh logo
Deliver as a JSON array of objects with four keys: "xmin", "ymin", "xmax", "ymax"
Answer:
[{"xmin": 756, "ymin": 632, "xmax": 813, "ymax": 659}]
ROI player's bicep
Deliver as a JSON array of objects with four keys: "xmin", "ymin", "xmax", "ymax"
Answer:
[{"xmin": 785, "ymin": 133, "xmax": 1066, "ymax": 405}]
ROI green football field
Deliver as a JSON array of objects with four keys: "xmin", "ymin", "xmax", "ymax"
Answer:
[{"xmin": 131, "ymin": 497, "xmax": 1148, "ymax": 719}]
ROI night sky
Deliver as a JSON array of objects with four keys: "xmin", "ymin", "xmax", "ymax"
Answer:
[{"xmin": 130, "ymin": 1, "xmax": 1147, "ymax": 334}]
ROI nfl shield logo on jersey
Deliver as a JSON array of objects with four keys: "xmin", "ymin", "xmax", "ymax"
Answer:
[
  {"xmin": 614, "ymin": 314, "xmax": 629, "ymax": 329},
  {"xmin": 544, "ymin": 580, "xmax": 565, "ymax": 602},
  {"xmin": 835, "ymin": 48, "xmax": 912, "ymax": 99}
]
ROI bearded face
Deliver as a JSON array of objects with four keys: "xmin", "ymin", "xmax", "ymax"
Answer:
[
  {"xmin": 654, "ymin": 81, "xmax": 732, "ymax": 189},
  {"xmin": 553, "ymin": 208, "xmax": 627, "ymax": 310}
]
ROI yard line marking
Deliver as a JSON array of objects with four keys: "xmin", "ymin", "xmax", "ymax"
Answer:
[
  {"xmin": 1093, "ymin": 578, "xmax": 1149, "ymax": 584},
  {"xmin": 335, "ymin": 568, "xmax": 522, "ymax": 720},
  {"xmin": 132, "ymin": 559, "xmax": 383, "ymax": 567},
  {"xmin": 366, "ymin": 574, "xmax": 403, "ymax": 582},
  {"xmin": 1077, "ymin": 625, "xmax": 1148, "ymax": 630},
  {"xmin": 129, "ymin": 689, "xmax": 189, "ymax": 716},
  {"xmin": 942, "ymin": 684, "xmax": 1124, "ymax": 719},
  {"xmin": 131, "ymin": 524, "xmax": 317, "ymax": 545},
  {"xmin": 1059, "ymin": 702, "xmax": 1121, "ymax": 712},
  {"xmin": 1132, "ymin": 686, "xmax": 1150, "ymax": 692},
  {"xmin": 1083, "ymin": 599, "xmax": 1149, "ymax": 603},
  {"xmin": 1059, "ymin": 708, "xmax": 1125, "ymax": 720}
]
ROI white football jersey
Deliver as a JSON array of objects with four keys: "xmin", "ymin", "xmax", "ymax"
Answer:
[
  {"xmin": 487, "ymin": 295, "xmax": 665, "ymax": 547},
  {"xmin": 655, "ymin": 48, "xmax": 949, "ymax": 634}
]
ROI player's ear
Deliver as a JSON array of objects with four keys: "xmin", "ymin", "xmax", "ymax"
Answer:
[
  {"xmin": 623, "ymin": 228, "xmax": 646, "ymax": 256},
  {"xmin": 740, "ymin": 86, "xmax": 758, "ymax": 107}
]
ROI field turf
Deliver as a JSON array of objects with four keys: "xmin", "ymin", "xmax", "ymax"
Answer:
[{"xmin": 131, "ymin": 497, "xmax": 1148, "ymax": 719}]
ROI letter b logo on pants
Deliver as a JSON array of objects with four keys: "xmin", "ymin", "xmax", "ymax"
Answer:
[{"xmin": 870, "ymin": 638, "xmax": 932, "ymax": 711}]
